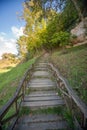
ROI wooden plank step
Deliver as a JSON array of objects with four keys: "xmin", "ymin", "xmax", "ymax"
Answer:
[
  {"xmin": 28, "ymin": 86, "xmax": 56, "ymax": 91},
  {"xmin": 34, "ymin": 66, "xmax": 48, "ymax": 69},
  {"xmin": 18, "ymin": 114, "xmax": 64, "ymax": 123},
  {"xmin": 34, "ymin": 66, "xmax": 48, "ymax": 68},
  {"xmin": 34, "ymin": 68, "xmax": 48, "ymax": 71},
  {"xmin": 28, "ymin": 82, "xmax": 56, "ymax": 91},
  {"xmin": 28, "ymin": 91, "xmax": 58, "ymax": 97},
  {"xmin": 28, "ymin": 82, "xmax": 55, "ymax": 86},
  {"xmin": 24, "ymin": 95, "xmax": 62, "ymax": 101},
  {"xmin": 14, "ymin": 121, "xmax": 68, "ymax": 130},
  {"xmin": 21, "ymin": 100, "xmax": 65, "ymax": 108},
  {"xmin": 29, "ymin": 78, "xmax": 55, "ymax": 83},
  {"xmin": 32, "ymin": 71, "xmax": 51, "ymax": 76},
  {"xmin": 28, "ymin": 84, "xmax": 56, "ymax": 88}
]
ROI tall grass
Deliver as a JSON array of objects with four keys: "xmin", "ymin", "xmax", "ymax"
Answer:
[{"xmin": 50, "ymin": 44, "xmax": 87, "ymax": 104}]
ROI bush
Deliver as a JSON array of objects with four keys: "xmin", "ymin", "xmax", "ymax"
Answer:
[{"xmin": 51, "ymin": 31, "xmax": 70, "ymax": 47}]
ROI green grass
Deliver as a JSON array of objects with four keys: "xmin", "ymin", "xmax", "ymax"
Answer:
[
  {"xmin": 19, "ymin": 106, "xmax": 64, "ymax": 116},
  {"xmin": 49, "ymin": 44, "xmax": 87, "ymax": 104},
  {"xmin": 0, "ymin": 57, "xmax": 36, "ymax": 108},
  {"xmin": 63, "ymin": 109, "xmax": 74, "ymax": 129}
]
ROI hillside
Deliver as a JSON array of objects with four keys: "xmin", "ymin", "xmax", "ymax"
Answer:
[
  {"xmin": 49, "ymin": 44, "xmax": 87, "ymax": 104},
  {"xmin": 0, "ymin": 57, "xmax": 36, "ymax": 108}
]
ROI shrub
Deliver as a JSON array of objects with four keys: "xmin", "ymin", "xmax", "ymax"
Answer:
[{"xmin": 51, "ymin": 31, "xmax": 70, "ymax": 47}]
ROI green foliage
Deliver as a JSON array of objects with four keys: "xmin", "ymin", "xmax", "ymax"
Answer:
[
  {"xmin": 17, "ymin": 0, "xmax": 83, "ymax": 58},
  {"xmin": 63, "ymin": 109, "xmax": 74, "ymax": 129},
  {"xmin": 62, "ymin": 0, "xmax": 78, "ymax": 31},
  {"xmin": 51, "ymin": 31, "xmax": 70, "ymax": 47}
]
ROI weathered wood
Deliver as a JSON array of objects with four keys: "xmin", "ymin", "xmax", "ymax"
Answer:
[
  {"xmin": 49, "ymin": 63, "xmax": 87, "ymax": 118},
  {"xmin": 32, "ymin": 71, "xmax": 50, "ymax": 77},
  {"xmin": 7, "ymin": 116, "xmax": 18, "ymax": 130},
  {"xmin": 0, "ymin": 55, "xmax": 43, "ymax": 129},
  {"xmin": 1, "ymin": 56, "xmax": 87, "ymax": 129},
  {"xmin": 14, "ymin": 120, "xmax": 68, "ymax": 130},
  {"xmin": 21, "ymin": 99, "xmax": 65, "ymax": 108},
  {"xmin": 48, "ymin": 63, "xmax": 87, "ymax": 128},
  {"xmin": 0, "ymin": 65, "xmax": 33, "ymax": 124},
  {"xmin": 74, "ymin": 116, "xmax": 83, "ymax": 130},
  {"xmin": 18, "ymin": 114, "xmax": 63, "ymax": 123},
  {"xmin": 2, "ymin": 113, "xmax": 18, "ymax": 124},
  {"xmin": 28, "ymin": 91, "xmax": 58, "ymax": 97},
  {"xmin": 24, "ymin": 95, "xmax": 62, "ymax": 101}
]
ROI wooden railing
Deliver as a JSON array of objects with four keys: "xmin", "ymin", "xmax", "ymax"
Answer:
[
  {"xmin": 0, "ymin": 64, "xmax": 33, "ymax": 130},
  {"xmin": 48, "ymin": 63, "xmax": 87, "ymax": 130}
]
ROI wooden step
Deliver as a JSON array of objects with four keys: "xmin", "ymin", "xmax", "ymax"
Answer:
[
  {"xmin": 28, "ymin": 81, "xmax": 55, "ymax": 86},
  {"xmin": 28, "ymin": 84, "xmax": 56, "ymax": 88},
  {"xmin": 32, "ymin": 71, "xmax": 51, "ymax": 78},
  {"xmin": 14, "ymin": 121, "xmax": 68, "ymax": 130},
  {"xmin": 14, "ymin": 114, "xmax": 68, "ymax": 130},
  {"xmin": 29, "ymin": 78, "xmax": 55, "ymax": 83},
  {"xmin": 13, "ymin": 59, "xmax": 69, "ymax": 130},
  {"xmin": 34, "ymin": 64, "xmax": 48, "ymax": 67},
  {"xmin": 21, "ymin": 99, "xmax": 65, "ymax": 109},
  {"xmin": 28, "ymin": 83, "xmax": 56, "ymax": 86},
  {"xmin": 34, "ymin": 67, "xmax": 48, "ymax": 71},
  {"xmin": 27, "ymin": 91, "xmax": 58, "ymax": 97},
  {"xmin": 24, "ymin": 95, "xmax": 62, "ymax": 101},
  {"xmin": 18, "ymin": 114, "xmax": 64, "ymax": 123},
  {"xmin": 28, "ymin": 83, "xmax": 56, "ymax": 91}
]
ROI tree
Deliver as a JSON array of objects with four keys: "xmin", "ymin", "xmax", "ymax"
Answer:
[
  {"xmin": 71, "ymin": 0, "xmax": 83, "ymax": 21},
  {"xmin": 18, "ymin": 0, "xmax": 83, "ymax": 58},
  {"xmin": 2, "ymin": 53, "xmax": 16, "ymax": 61},
  {"xmin": 17, "ymin": 36, "xmax": 28, "ymax": 58}
]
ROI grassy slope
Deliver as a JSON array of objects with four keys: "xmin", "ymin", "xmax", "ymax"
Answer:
[
  {"xmin": 0, "ymin": 57, "xmax": 36, "ymax": 108},
  {"xmin": 49, "ymin": 44, "xmax": 87, "ymax": 104}
]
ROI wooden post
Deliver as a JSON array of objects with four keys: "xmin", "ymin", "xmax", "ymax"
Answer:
[
  {"xmin": 15, "ymin": 100, "xmax": 18, "ymax": 114},
  {"xmin": 81, "ymin": 113, "xmax": 87, "ymax": 129},
  {"xmin": 22, "ymin": 83, "xmax": 25, "ymax": 100},
  {"xmin": 69, "ymin": 96, "xmax": 74, "ymax": 116}
]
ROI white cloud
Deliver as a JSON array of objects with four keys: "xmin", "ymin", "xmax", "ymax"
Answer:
[
  {"xmin": 0, "ymin": 35, "xmax": 18, "ymax": 59},
  {"xmin": 0, "ymin": 35, "xmax": 4, "ymax": 42},
  {"xmin": 0, "ymin": 26, "xmax": 24, "ymax": 59},
  {"xmin": 11, "ymin": 26, "xmax": 24, "ymax": 38}
]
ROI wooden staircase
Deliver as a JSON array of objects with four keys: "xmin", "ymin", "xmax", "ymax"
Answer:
[
  {"xmin": 14, "ymin": 58, "xmax": 69, "ymax": 130},
  {"xmin": 1, "ymin": 55, "xmax": 87, "ymax": 130}
]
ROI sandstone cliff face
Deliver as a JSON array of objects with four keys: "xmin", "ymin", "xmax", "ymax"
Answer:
[{"xmin": 71, "ymin": 17, "xmax": 87, "ymax": 43}]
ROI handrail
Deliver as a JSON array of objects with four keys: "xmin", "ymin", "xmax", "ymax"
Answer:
[
  {"xmin": 0, "ymin": 55, "xmax": 42, "ymax": 129},
  {"xmin": 0, "ymin": 66, "xmax": 32, "ymax": 120},
  {"xmin": 48, "ymin": 63, "xmax": 87, "ymax": 128}
]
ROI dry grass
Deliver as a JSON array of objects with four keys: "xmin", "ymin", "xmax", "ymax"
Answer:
[
  {"xmin": 0, "ymin": 59, "xmax": 19, "ymax": 73},
  {"xmin": 49, "ymin": 44, "xmax": 87, "ymax": 104}
]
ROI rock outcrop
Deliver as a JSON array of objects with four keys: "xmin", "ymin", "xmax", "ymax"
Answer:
[{"xmin": 71, "ymin": 17, "xmax": 87, "ymax": 44}]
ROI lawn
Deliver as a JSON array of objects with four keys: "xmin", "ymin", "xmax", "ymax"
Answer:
[
  {"xmin": 0, "ymin": 57, "xmax": 36, "ymax": 108},
  {"xmin": 49, "ymin": 44, "xmax": 87, "ymax": 104}
]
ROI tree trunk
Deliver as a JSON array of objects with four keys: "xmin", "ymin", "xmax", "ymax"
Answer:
[{"xmin": 71, "ymin": 0, "xmax": 83, "ymax": 21}]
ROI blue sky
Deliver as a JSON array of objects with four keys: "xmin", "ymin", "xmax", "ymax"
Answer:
[{"xmin": 0, "ymin": 0, "xmax": 25, "ymax": 58}]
